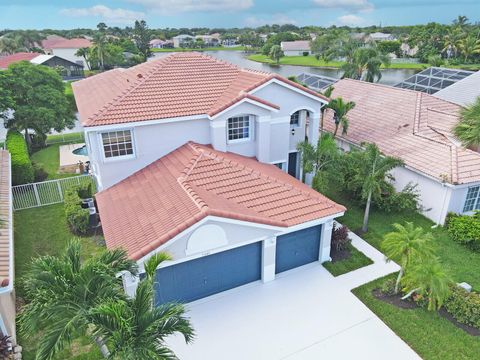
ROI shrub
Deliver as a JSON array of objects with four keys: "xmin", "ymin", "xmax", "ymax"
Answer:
[
  {"xmin": 5, "ymin": 130, "xmax": 34, "ymax": 185},
  {"xmin": 76, "ymin": 182, "xmax": 93, "ymax": 199},
  {"xmin": 33, "ymin": 162, "xmax": 48, "ymax": 182},
  {"xmin": 30, "ymin": 133, "xmax": 47, "ymax": 152},
  {"xmin": 64, "ymin": 188, "xmax": 89, "ymax": 235},
  {"xmin": 377, "ymin": 182, "xmax": 420, "ymax": 213},
  {"xmin": 446, "ymin": 214, "xmax": 480, "ymax": 251},
  {"xmin": 444, "ymin": 286, "xmax": 480, "ymax": 329},
  {"xmin": 380, "ymin": 278, "xmax": 396, "ymax": 296},
  {"xmin": 331, "ymin": 224, "xmax": 351, "ymax": 251},
  {"xmin": 302, "ymin": 51, "xmax": 309, "ymax": 56},
  {"xmin": 0, "ymin": 335, "xmax": 12, "ymax": 358}
]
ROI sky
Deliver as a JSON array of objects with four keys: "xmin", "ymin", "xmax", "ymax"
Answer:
[{"xmin": 0, "ymin": 0, "xmax": 479, "ymax": 29}]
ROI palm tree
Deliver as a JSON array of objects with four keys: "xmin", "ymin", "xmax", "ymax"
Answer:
[
  {"xmin": 92, "ymin": 32, "xmax": 107, "ymax": 70},
  {"xmin": 453, "ymin": 97, "xmax": 480, "ymax": 149},
  {"xmin": 326, "ymin": 97, "xmax": 356, "ymax": 137},
  {"xmin": 381, "ymin": 222, "xmax": 435, "ymax": 293},
  {"xmin": 427, "ymin": 55, "xmax": 444, "ymax": 67},
  {"xmin": 353, "ymin": 143, "xmax": 404, "ymax": 232},
  {"xmin": 341, "ymin": 47, "xmax": 391, "ymax": 82},
  {"xmin": 402, "ymin": 258, "xmax": 452, "ymax": 311},
  {"xmin": 19, "ymin": 240, "xmax": 138, "ymax": 360},
  {"xmin": 320, "ymin": 85, "xmax": 334, "ymax": 130},
  {"xmin": 269, "ymin": 44, "xmax": 284, "ymax": 65},
  {"xmin": 442, "ymin": 27, "xmax": 464, "ymax": 58},
  {"xmin": 88, "ymin": 252, "xmax": 194, "ymax": 359},
  {"xmin": 296, "ymin": 132, "xmax": 338, "ymax": 186},
  {"xmin": 0, "ymin": 35, "xmax": 24, "ymax": 55},
  {"xmin": 457, "ymin": 34, "xmax": 480, "ymax": 62},
  {"xmin": 75, "ymin": 47, "xmax": 91, "ymax": 70}
]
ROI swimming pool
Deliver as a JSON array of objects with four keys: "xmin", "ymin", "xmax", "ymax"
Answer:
[{"xmin": 72, "ymin": 145, "xmax": 88, "ymax": 156}]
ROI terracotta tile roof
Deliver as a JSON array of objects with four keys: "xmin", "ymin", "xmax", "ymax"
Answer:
[
  {"xmin": 323, "ymin": 79, "xmax": 480, "ymax": 185},
  {"xmin": 97, "ymin": 142, "xmax": 345, "ymax": 260},
  {"xmin": 73, "ymin": 52, "xmax": 327, "ymax": 127},
  {"xmin": 41, "ymin": 35, "xmax": 67, "ymax": 49},
  {"xmin": 0, "ymin": 52, "xmax": 42, "ymax": 69},
  {"xmin": 47, "ymin": 38, "xmax": 92, "ymax": 49},
  {"xmin": 0, "ymin": 150, "xmax": 12, "ymax": 288}
]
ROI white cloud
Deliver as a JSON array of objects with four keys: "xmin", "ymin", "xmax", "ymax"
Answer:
[
  {"xmin": 337, "ymin": 14, "xmax": 365, "ymax": 26},
  {"xmin": 60, "ymin": 5, "xmax": 145, "ymax": 24},
  {"xmin": 313, "ymin": 0, "xmax": 374, "ymax": 12},
  {"xmin": 128, "ymin": 0, "xmax": 254, "ymax": 13},
  {"xmin": 245, "ymin": 14, "xmax": 297, "ymax": 27}
]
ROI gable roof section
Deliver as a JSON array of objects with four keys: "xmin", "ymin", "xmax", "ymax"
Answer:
[
  {"xmin": 73, "ymin": 52, "xmax": 327, "ymax": 127},
  {"xmin": 0, "ymin": 150, "xmax": 12, "ymax": 290},
  {"xmin": 281, "ymin": 40, "xmax": 311, "ymax": 51},
  {"xmin": 323, "ymin": 79, "xmax": 480, "ymax": 185},
  {"xmin": 97, "ymin": 142, "xmax": 345, "ymax": 260},
  {"xmin": 0, "ymin": 52, "xmax": 42, "ymax": 69}
]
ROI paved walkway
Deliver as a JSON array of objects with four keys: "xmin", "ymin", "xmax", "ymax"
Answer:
[{"xmin": 167, "ymin": 233, "xmax": 419, "ymax": 360}]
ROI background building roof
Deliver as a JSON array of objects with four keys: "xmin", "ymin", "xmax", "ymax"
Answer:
[
  {"xmin": 0, "ymin": 52, "xmax": 41, "ymax": 69},
  {"xmin": 280, "ymin": 40, "xmax": 311, "ymax": 51},
  {"xmin": 434, "ymin": 70, "xmax": 480, "ymax": 107},
  {"xmin": 97, "ymin": 142, "xmax": 345, "ymax": 260},
  {"xmin": 323, "ymin": 79, "xmax": 480, "ymax": 185},
  {"xmin": 47, "ymin": 38, "xmax": 92, "ymax": 49}
]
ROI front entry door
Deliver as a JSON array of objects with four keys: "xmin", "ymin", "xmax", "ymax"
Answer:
[{"xmin": 288, "ymin": 152, "xmax": 298, "ymax": 178}]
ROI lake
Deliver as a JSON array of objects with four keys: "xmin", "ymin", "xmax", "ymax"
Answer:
[{"xmin": 151, "ymin": 50, "xmax": 418, "ymax": 86}]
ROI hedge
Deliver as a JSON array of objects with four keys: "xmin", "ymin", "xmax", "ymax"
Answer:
[
  {"xmin": 5, "ymin": 130, "xmax": 34, "ymax": 185},
  {"xmin": 445, "ymin": 212, "xmax": 480, "ymax": 251},
  {"xmin": 64, "ymin": 187, "xmax": 89, "ymax": 235},
  {"xmin": 444, "ymin": 286, "xmax": 480, "ymax": 329}
]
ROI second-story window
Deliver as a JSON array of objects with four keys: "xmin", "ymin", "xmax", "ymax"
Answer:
[
  {"xmin": 227, "ymin": 115, "xmax": 251, "ymax": 142},
  {"xmin": 101, "ymin": 130, "xmax": 134, "ymax": 159},
  {"xmin": 290, "ymin": 111, "xmax": 300, "ymax": 126}
]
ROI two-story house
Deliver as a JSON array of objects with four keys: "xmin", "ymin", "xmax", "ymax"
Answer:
[{"xmin": 73, "ymin": 53, "xmax": 345, "ymax": 304}]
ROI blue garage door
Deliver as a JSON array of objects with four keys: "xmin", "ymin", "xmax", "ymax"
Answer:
[
  {"xmin": 275, "ymin": 225, "xmax": 321, "ymax": 274},
  {"xmin": 154, "ymin": 242, "xmax": 262, "ymax": 305}
]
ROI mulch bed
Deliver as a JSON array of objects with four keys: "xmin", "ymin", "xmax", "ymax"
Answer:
[
  {"xmin": 330, "ymin": 247, "xmax": 351, "ymax": 262},
  {"xmin": 372, "ymin": 289, "xmax": 480, "ymax": 336}
]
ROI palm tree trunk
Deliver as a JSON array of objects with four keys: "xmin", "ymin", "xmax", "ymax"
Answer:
[
  {"xmin": 362, "ymin": 190, "xmax": 372, "ymax": 233},
  {"xmin": 94, "ymin": 336, "xmax": 110, "ymax": 358},
  {"xmin": 333, "ymin": 124, "xmax": 339, "ymax": 138},
  {"xmin": 395, "ymin": 268, "xmax": 404, "ymax": 294},
  {"xmin": 24, "ymin": 128, "xmax": 31, "ymax": 151}
]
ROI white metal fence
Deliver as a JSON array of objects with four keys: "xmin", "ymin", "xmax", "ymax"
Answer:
[{"xmin": 12, "ymin": 175, "xmax": 95, "ymax": 211}]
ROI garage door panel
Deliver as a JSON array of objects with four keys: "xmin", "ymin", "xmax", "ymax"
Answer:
[
  {"xmin": 155, "ymin": 242, "xmax": 262, "ymax": 305},
  {"xmin": 275, "ymin": 225, "xmax": 321, "ymax": 274}
]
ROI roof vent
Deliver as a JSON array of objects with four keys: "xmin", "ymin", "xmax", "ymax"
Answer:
[{"xmin": 137, "ymin": 73, "xmax": 143, "ymax": 79}]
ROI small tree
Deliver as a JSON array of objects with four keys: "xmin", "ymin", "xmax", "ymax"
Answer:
[
  {"xmin": 2, "ymin": 61, "xmax": 76, "ymax": 149},
  {"xmin": 269, "ymin": 45, "xmax": 284, "ymax": 64},
  {"xmin": 297, "ymin": 132, "xmax": 338, "ymax": 187},
  {"xmin": 75, "ymin": 47, "xmax": 91, "ymax": 70},
  {"xmin": 402, "ymin": 258, "xmax": 452, "ymax": 311},
  {"xmin": 453, "ymin": 96, "xmax": 480, "ymax": 149},
  {"xmin": 381, "ymin": 222, "xmax": 435, "ymax": 293},
  {"xmin": 327, "ymin": 97, "xmax": 356, "ymax": 138},
  {"xmin": 133, "ymin": 20, "xmax": 152, "ymax": 62},
  {"xmin": 352, "ymin": 143, "xmax": 403, "ymax": 232}
]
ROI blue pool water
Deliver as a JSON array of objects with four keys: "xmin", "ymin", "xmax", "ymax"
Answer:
[{"xmin": 72, "ymin": 145, "xmax": 88, "ymax": 156}]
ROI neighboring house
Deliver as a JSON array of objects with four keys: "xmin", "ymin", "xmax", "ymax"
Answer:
[
  {"xmin": 149, "ymin": 39, "xmax": 173, "ymax": 49},
  {"xmin": 0, "ymin": 150, "xmax": 16, "ymax": 346},
  {"xmin": 43, "ymin": 37, "xmax": 92, "ymax": 67},
  {"xmin": 400, "ymin": 42, "xmax": 418, "ymax": 57},
  {"xmin": 367, "ymin": 32, "xmax": 395, "ymax": 42},
  {"xmin": 280, "ymin": 40, "xmax": 311, "ymax": 56},
  {"xmin": 350, "ymin": 32, "xmax": 367, "ymax": 42},
  {"xmin": 195, "ymin": 33, "xmax": 221, "ymax": 46},
  {"xmin": 172, "ymin": 34, "xmax": 194, "ymax": 48},
  {"xmin": 0, "ymin": 52, "xmax": 84, "ymax": 79},
  {"xmin": 434, "ymin": 70, "xmax": 480, "ymax": 107},
  {"xmin": 323, "ymin": 79, "xmax": 480, "ymax": 225},
  {"xmin": 73, "ymin": 52, "xmax": 345, "ymax": 304}
]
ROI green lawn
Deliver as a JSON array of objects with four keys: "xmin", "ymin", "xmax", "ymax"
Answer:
[
  {"xmin": 323, "ymin": 243, "xmax": 373, "ymax": 276},
  {"xmin": 353, "ymin": 275, "xmax": 480, "ymax": 360},
  {"xmin": 325, "ymin": 185, "xmax": 480, "ymax": 290},
  {"xmin": 15, "ymin": 204, "xmax": 104, "ymax": 359},
  {"xmin": 151, "ymin": 45, "xmax": 245, "ymax": 52},
  {"xmin": 46, "ymin": 131, "xmax": 84, "ymax": 145}
]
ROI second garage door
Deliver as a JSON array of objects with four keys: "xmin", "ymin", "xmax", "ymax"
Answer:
[
  {"xmin": 154, "ymin": 242, "xmax": 262, "ymax": 305},
  {"xmin": 275, "ymin": 225, "xmax": 321, "ymax": 274}
]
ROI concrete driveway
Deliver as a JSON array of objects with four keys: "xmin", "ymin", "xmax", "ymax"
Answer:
[{"xmin": 167, "ymin": 234, "xmax": 420, "ymax": 360}]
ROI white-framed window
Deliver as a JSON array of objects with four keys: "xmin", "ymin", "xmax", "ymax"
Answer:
[
  {"xmin": 463, "ymin": 186, "xmax": 480, "ymax": 212},
  {"xmin": 101, "ymin": 130, "xmax": 134, "ymax": 159},
  {"xmin": 227, "ymin": 115, "xmax": 251, "ymax": 142},
  {"xmin": 290, "ymin": 111, "xmax": 300, "ymax": 127}
]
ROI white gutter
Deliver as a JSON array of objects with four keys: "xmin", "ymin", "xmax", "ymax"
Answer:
[{"xmin": 0, "ymin": 152, "xmax": 14, "ymax": 295}]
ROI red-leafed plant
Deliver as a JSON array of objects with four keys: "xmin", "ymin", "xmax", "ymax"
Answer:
[{"xmin": 331, "ymin": 224, "xmax": 351, "ymax": 251}]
